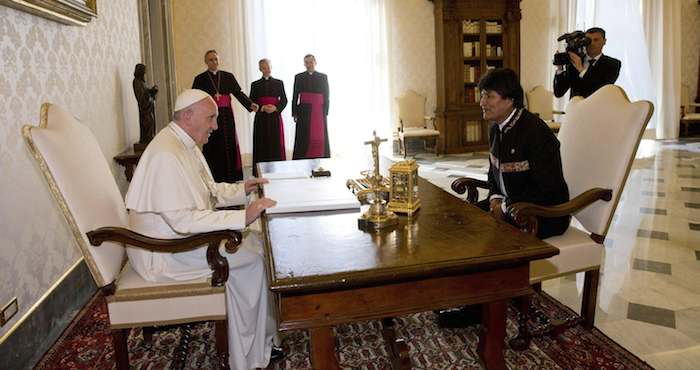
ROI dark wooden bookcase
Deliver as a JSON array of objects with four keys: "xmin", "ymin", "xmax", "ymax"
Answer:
[{"xmin": 433, "ymin": 0, "xmax": 521, "ymax": 153}]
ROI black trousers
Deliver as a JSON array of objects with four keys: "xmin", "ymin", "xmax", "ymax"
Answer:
[{"xmin": 476, "ymin": 199, "xmax": 569, "ymax": 239}]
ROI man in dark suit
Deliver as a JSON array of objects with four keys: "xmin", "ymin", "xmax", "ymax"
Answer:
[
  {"xmin": 553, "ymin": 27, "xmax": 621, "ymax": 99},
  {"xmin": 438, "ymin": 68, "xmax": 570, "ymax": 328}
]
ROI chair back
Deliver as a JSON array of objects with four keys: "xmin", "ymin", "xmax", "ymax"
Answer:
[
  {"xmin": 558, "ymin": 85, "xmax": 653, "ymax": 237},
  {"xmin": 526, "ymin": 85, "xmax": 555, "ymax": 121},
  {"xmin": 23, "ymin": 103, "xmax": 126, "ymax": 287},
  {"xmin": 396, "ymin": 90, "xmax": 427, "ymax": 128}
]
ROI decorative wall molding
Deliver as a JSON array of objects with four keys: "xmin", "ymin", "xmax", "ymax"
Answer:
[{"xmin": 0, "ymin": 0, "xmax": 97, "ymax": 26}]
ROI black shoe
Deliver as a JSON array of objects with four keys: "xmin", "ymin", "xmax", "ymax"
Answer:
[
  {"xmin": 436, "ymin": 304, "xmax": 482, "ymax": 328},
  {"xmin": 270, "ymin": 345, "xmax": 285, "ymax": 362}
]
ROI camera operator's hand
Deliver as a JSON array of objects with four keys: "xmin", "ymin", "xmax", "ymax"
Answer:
[{"xmin": 568, "ymin": 51, "xmax": 584, "ymax": 73}]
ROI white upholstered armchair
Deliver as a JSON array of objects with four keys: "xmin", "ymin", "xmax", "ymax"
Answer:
[
  {"xmin": 396, "ymin": 90, "xmax": 439, "ymax": 157},
  {"xmin": 452, "ymin": 85, "xmax": 653, "ymax": 345},
  {"xmin": 23, "ymin": 104, "xmax": 241, "ymax": 369},
  {"xmin": 526, "ymin": 85, "xmax": 565, "ymax": 133}
]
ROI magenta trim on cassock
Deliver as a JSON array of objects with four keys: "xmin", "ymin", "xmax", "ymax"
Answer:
[
  {"xmin": 257, "ymin": 96, "xmax": 286, "ymax": 160},
  {"xmin": 299, "ymin": 92, "xmax": 325, "ymax": 158},
  {"xmin": 215, "ymin": 94, "xmax": 231, "ymax": 108}
]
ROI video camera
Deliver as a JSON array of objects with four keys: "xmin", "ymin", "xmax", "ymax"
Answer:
[{"xmin": 553, "ymin": 31, "xmax": 591, "ymax": 66}]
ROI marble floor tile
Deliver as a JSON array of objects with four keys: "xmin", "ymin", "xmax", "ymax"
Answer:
[
  {"xmin": 596, "ymin": 319, "xmax": 696, "ymax": 356},
  {"xmin": 640, "ymin": 207, "xmax": 668, "ymax": 215},
  {"xmin": 637, "ymin": 229, "xmax": 670, "ymax": 240},
  {"xmin": 628, "ymin": 302, "xmax": 676, "ymax": 328},
  {"xmin": 633, "ymin": 258, "xmax": 672, "ymax": 274},
  {"xmin": 644, "ymin": 345, "xmax": 700, "ymax": 370}
]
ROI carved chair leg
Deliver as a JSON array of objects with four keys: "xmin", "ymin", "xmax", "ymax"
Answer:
[
  {"xmin": 112, "ymin": 328, "xmax": 130, "ymax": 370},
  {"xmin": 381, "ymin": 317, "xmax": 411, "ymax": 370},
  {"xmin": 581, "ymin": 269, "xmax": 600, "ymax": 329},
  {"xmin": 509, "ymin": 295, "xmax": 532, "ymax": 351},
  {"xmin": 142, "ymin": 326, "xmax": 155, "ymax": 343},
  {"xmin": 215, "ymin": 320, "xmax": 230, "ymax": 369},
  {"xmin": 532, "ymin": 282, "xmax": 542, "ymax": 293}
]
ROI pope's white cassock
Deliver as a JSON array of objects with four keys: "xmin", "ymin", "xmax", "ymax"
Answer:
[{"xmin": 124, "ymin": 121, "xmax": 275, "ymax": 370}]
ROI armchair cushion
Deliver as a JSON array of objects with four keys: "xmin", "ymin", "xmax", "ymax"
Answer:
[
  {"xmin": 401, "ymin": 127, "xmax": 440, "ymax": 138},
  {"xmin": 531, "ymin": 225, "xmax": 604, "ymax": 283},
  {"xmin": 108, "ymin": 263, "xmax": 225, "ymax": 328}
]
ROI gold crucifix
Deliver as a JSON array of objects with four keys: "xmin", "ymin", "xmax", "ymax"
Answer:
[{"xmin": 364, "ymin": 130, "xmax": 386, "ymax": 184}]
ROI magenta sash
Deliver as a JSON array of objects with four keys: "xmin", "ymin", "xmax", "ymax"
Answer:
[
  {"xmin": 300, "ymin": 92, "xmax": 325, "ymax": 158},
  {"xmin": 257, "ymin": 96, "xmax": 286, "ymax": 160},
  {"xmin": 215, "ymin": 94, "xmax": 231, "ymax": 108}
]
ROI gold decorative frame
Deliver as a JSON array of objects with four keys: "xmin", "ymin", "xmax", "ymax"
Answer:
[{"xmin": 0, "ymin": 0, "xmax": 97, "ymax": 26}]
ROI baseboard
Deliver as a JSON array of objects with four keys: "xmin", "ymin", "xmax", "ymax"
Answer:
[{"xmin": 0, "ymin": 259, "xmax": 96, "ymax": 370}]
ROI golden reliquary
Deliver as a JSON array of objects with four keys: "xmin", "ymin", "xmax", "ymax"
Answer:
[{"xmin": 387, "ymin": 159, "xmax": 420, "ymax": 216}]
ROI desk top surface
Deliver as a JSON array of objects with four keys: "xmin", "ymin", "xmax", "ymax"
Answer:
[{"xmin": 259, "ymin": 159, "xmax": 559, "ymax": 294}]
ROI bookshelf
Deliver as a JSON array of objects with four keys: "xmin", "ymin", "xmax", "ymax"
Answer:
[{"xmin": 434, "ymin": 0, "xmax": 521, "ymax": 153}]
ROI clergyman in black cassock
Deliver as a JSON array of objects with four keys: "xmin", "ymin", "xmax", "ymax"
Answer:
[
  {"xmin": 292, "ymin": 54, "xmax": 330, "ymax": 159},
  {"xmin": 250, "ymin": 59, "xmax": 288, "ymax": 176},
  {"xmin": 192, "ymin": 50, "xmax": 257, "ymax": 182}
]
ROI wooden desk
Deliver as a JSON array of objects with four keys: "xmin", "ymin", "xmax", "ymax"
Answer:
[
  {"xmin": 259, "ymin": 160, "xmax": 558, "ymax": 370},
  {"xmin": 113, "ymin": 147, "xmax": 143, "ymax": 181}
]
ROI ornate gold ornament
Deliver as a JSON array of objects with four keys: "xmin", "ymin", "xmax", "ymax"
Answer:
[{"xmin": 387, "ymin": 159, "xmax": 421, "ymax": 216}]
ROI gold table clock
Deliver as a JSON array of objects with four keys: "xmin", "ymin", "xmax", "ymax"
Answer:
[{"xmin": 387, "ymin": 159, "xmax": 421, "ymax": 216}]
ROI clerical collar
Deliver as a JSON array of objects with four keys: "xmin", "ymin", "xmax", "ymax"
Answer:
[
  {"xmin": 307, "ymin": 71, "xmax": 314, "ymax": 75},
  {"xmin": 208, "ymin": 69, "xmax": 218, "ymax": 75},
  {"xmin": 263, "ymin": 76, "xmax": 271, "ymax": 80},
  {"xmin": 498, "ymin": 108, "xmax": 517, "ymax": 131},
  {"xmin": 169, "ymin": 122, "xmax": 196, "ymax": 149}
]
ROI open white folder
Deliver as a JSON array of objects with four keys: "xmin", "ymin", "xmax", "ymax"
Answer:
[{"xmin": 263, "ymin": 177, "xmax": 361, "ymax": 214}]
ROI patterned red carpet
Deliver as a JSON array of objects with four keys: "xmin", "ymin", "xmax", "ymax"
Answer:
[{"xmin": 36, "ymin": 292, "xmax": 652, "ymax": 369}]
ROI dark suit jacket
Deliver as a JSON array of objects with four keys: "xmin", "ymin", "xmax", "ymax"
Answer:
[
  {"xmin": 488, "ymin": 109, "xmax": 570, "ymax": 238},
  {"xmin": 553, "ymin": 54, "xmax": 621, "ymax": 99}
]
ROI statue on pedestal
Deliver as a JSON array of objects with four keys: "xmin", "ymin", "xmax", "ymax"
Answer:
[{"xmin": 133, "ymin": 63, "xmax": 158, "ymax": 152}]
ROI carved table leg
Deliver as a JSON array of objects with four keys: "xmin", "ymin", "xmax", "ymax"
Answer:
[
  {"xmin": 309, "ymin": 326, "xmax": 340, "ymax": 370},
  {"xmin": 381, "ymin": 318, "xmax": 411, "ymax": 370},
  {"xmin": 509, "ymin": 295, "xmax": 532, "ymax": 351},
  {"xmin": 478, "ymin": 300, "xmax": 507, "ymax": 370}
]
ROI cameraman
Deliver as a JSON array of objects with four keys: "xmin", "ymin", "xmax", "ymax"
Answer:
[{"xmin": 553, "ymin": 27, "xmax": 621, "ymax": 99}]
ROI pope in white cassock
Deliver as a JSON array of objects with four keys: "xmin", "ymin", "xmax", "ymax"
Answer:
[{"xmin": 124, "ymin": 89, "xmax": 281, "ymax": 369}]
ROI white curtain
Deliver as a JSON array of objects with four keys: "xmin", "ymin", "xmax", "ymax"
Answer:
[{"xmin": 235, "ymin": 0, "xmax": 391, "ymax": 161}]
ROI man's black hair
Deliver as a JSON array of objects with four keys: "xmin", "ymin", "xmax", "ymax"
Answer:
[
  {"xmin": 477, "ymin": 68, "xmax": 524, "ymax": 108},
  {"xmin": 585, "ymin": 27, "xmax": 606, "ymax": 38}
]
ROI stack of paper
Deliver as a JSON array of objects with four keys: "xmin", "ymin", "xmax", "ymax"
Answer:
[{"xmin": 263, "ymin": 177, "xmax": 360, "ymax": 214}]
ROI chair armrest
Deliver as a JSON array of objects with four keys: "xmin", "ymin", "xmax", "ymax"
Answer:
[
  {"xmin": 451, "ymin": 177, "xmax": 490, "ymax": 204},
  {"xmin": 506, "ymin": 188, "xmax": 612, "ymax": 235},
  {"xmin": 87, "ymin": 227, "xmax": 242, "ymax": 287},
  {"xmin": 424, "ymin": 115, "xmax": 436, "ymax": 130}
]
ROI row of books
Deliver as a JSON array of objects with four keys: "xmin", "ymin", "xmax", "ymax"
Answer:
[
  {"xmin": 485, "ymin": 21, "xmax": 502, "ymax": 33},
  {"xmin": 464, "ymin": 65, "xmax": 480, "ymax": 83},
  {"xmin": 464, "ymin": 121, "xmax": 482, "ymax": 142},
  {"xmin": 465, "ymin": 42, "xmax": 503, "ymax": 58},
  {"xmin": 462, "ymin": 20, "xmax": 502, "ymax": 34},
  {"xmin": 485, "ymin": 44, "xmax": 503, "ymax": 57},
  {"xmin": 465, "ymin": 87, "xmax": 482, "ymax": 104},
  {"xmin": 462, "ymin": 20, "xmax": 479, "ymax": 34},
  {"xmin": 463, "ymin": 42, "xmax": 480, "ymax": 57}
]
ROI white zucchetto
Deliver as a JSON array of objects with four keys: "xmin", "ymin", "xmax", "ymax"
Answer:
[{"xmin": 174, "ymin": 89, "xmax": 211, "ymax": 112}]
